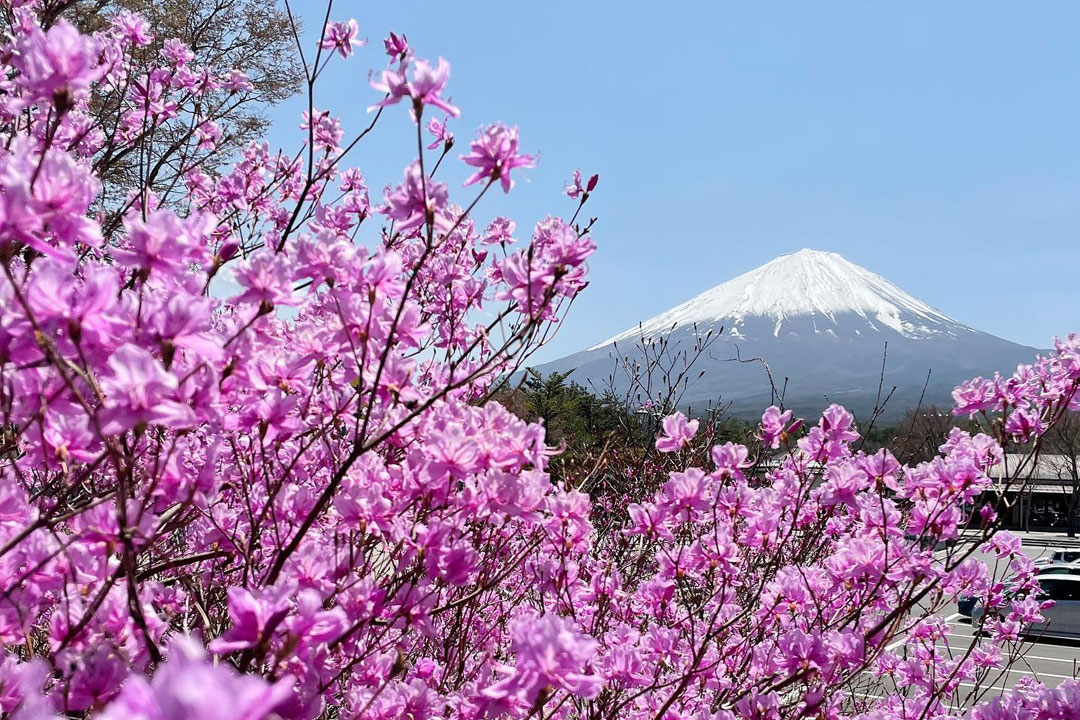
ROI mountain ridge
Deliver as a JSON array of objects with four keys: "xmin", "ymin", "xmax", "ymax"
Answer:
[{"xmin": 537, "ymin": 249, "xmax": 1038, "ymax": 420}]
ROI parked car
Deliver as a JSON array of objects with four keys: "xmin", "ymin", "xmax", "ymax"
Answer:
[
  {"xmin": 959, "ymin": 582, "xmax": 1021, "ymax": 617},
  {"xmin": 957, "ymin": 594, "xmax": 979, "ymax": 616},
  {"xmin": 972, "ymin": 575, "xmax": 1080, "ymax": 640},
  {"xmin": 959, "ymin": 563, "xmax": 1080, "ymax": 617},
  {"xmin": 1034, "ymin": 549, "xmax": 1080, "ymax": 567},
  {"xmin": 1036, "ymin": 563, "xmax": 1080, "ymax": 577}
]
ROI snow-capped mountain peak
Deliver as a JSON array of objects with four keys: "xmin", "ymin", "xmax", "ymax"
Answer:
[
  {"xmin": 542, "ymin": 248, "xmax": 1036, "ymax": 419},
  {"xmin": 594, "ymin": 249, "xmax": 964, "ymax": 348}
]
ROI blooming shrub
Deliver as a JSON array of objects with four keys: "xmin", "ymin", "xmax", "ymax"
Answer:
[{"xmin": 0, "ymin": 4, "xmax": 1079, "ymax": 720}]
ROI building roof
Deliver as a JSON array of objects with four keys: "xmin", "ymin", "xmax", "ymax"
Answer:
[
  {"xmin": 993, "ymin": 453, "xmax": 1078, "ymax": 480},
  {"xmin": 988, "ymin": 453, "xmax": 1079, "ymax": 495}
]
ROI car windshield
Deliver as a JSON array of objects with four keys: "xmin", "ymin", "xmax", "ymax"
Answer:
[{"xmin": 1031, "ymin": 578, "xmax": 1080, "ymax": 601}]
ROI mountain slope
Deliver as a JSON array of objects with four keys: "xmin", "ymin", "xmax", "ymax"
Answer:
[{"xmin": 537, "ymin": 249, "xmax": 1038, "ymax": 420}]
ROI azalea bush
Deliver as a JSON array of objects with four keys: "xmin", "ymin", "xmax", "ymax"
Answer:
[{"xmin": 1, "ymin": 3, "xmax": 1079, "ymax": 720}]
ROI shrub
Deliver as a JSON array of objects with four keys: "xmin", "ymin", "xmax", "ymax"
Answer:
[{"xmin": 0, "ymin": 4, "xmax": 1078, "ymax": 720}]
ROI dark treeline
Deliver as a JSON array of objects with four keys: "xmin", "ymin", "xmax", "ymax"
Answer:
[{"xmin": 498, "ymin": 371, "xmax": 1080, "ymax": 518}]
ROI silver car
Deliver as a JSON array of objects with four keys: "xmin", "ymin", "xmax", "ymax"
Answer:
[
  {"xmin": 972, "ymin": 575, "xmax": 1080, "ymax": 640},
  {"xmin": 1034, "ymin": 549, "xmax": 1080, "ymax": 568}
]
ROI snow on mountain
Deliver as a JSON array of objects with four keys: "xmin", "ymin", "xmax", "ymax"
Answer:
[
  {"xmin": 595, "ymin": 249, "xmax": 962, "ymax": 347},
  {"xmin": 537, "ymin": 249, "xmax": 1038, "ymax": 420}
]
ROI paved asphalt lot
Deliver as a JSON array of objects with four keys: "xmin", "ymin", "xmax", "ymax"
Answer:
[
  {"xmin": 846, "ymin": 534, "xmax": 1080, "ymax": 709},
  {"xmin": 947, "ymin": 539, "xmax": 1080, "ymax": 694}
]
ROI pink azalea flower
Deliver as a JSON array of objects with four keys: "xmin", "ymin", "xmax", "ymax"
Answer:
[
  {"xmin": 99, "ymin": 344, "xmax": 197, "ymax": 435},
  {"xmin": 383, "ymin": 32, "xmax": 409, "ymax": 65},
  {"xmin": 111, "ymin": 11, "xmax": 153, "ymax": 47},
  {"xmin": 461, "ymin": 123, "xmax": 537, "ymax": 193},
  {"xmin": 160, "ymin": 38, "xmax": 194, "ymax": 66},
  {"xmin": 208, "ymin": 587, "xmax": 291, "ymax": 655},
  {"xmin": 220, "ymin": 69, "xmax": 253, "ymax": 93},
  {"xmin": 482, "ymin": 613, "xmax": 602, "ymax": 709},
  {"xmin": 320, "ymin": 19, "xmax": 363, "ymax": 59},
  {"xmin": 564, "ymin": 169, "xmax": 598, "ymax": 199},
  {"xmin": 369, "ymin": 57, "xmax": 460, "ymax": 119},
  {"xmin": 482, "ymin": 216, "xmax": 516, "ymax": 245},
  {"xmin": 232, "ymin": 251, "xmax": 299, "ymax": 307},
  {"xmin": 655, "ymin": 411, "xmax": 698, "ymax": 452},
  {"xmin": 380, "ymin": 162, "xmax": 450, "ymax": 235},
  {"xmin": 13, "ymin": 19, "xmax": 102, "ymax": 105},
  {"xmin": 425, "ymin": 116, "xmax": 454, "ymax": 150},
  {"xmin": 757, "ymin": 405, "xmax": 794, "ymax": 449},
  {"xmin": 100, "ymin": 637, "xmax": 292, "ymax": 720}
]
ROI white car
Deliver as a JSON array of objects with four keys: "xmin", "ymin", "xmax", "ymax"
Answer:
[
  {"xmin": 972, "ymin": 575, "xmax": 1080, "ymax": 640},
  {"xmin": 1034, "ymin": 549, "xmax": 1080, "ymax": 567},
  {"xmin": 1036, "ymin": 563, "xmax": 1080, "ymax": 578}
]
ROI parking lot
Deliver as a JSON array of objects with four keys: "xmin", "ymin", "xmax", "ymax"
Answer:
[
  {"xmin": 848, "ymin": 534, "xmax": 1080, "ymax": 709},
  {"xmin": 930, "ymin": 612, "xmax": 1077, "ymax": 694}
]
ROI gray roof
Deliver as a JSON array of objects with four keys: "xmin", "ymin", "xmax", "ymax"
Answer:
[{"xmin": 988, "ymin": 454, "xmax": 1079, "ymax": 495}]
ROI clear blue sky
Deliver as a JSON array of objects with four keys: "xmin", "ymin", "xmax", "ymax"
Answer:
[{"xmin": 271, "ymin": 1, "xmax": 1080, "ymax": 363}]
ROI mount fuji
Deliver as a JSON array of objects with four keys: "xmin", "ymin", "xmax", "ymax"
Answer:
[{"xmin": 534, "ymin": 249, "xmax": 1039, "ymax": 420}]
